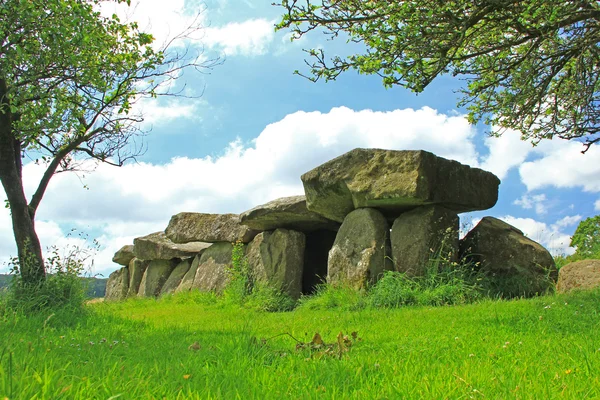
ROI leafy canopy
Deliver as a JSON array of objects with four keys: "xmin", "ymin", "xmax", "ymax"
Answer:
[
  {"xmin": 276, "ymin": 0, "xmax": 600, "ymax": 151},
  {"xmin": 570, "ymin": 215, "xmax": 600, "ymax": 259}
]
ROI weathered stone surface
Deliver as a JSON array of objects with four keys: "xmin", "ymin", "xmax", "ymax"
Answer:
[
  {"xmin": 246, "ymin": 229, "xmax": 306, "ymax": 299},
  {"xmin": 302, "ymin": 148, "xmax": 500, "ymax": 222},
  {"xmin": 133, "ymin": 231, "xmax": 211, "ymax": 260},
  {"xmin": 328, "ymin": 208, "xmax": 393, "ymax": 289},
  {"xmin": 556, "ymin": 260, "xmax": 600, "ymax": 293},
  {"xmin": 165, "ymin": 213, "xmax": 258, "ymax": 244},
  {"xmin": 192, "ymin": 242, "xmax": 234, "ymax": 293},
  {"xmin": 138, "ymin": 259, "xmax": 177, "ymax": 297},
  {"xmin": 175, "ymin": 254, "xmax": 202, "ymax": 293},
  {"xmin": 391, "ymin": 205, "xmax": 459, "ymax": 276},
  {"xmin": 105, "ymin": 267, "xmax": 129, "ymax": 301},
  {"xmin": 303, "ymin": 230, "xmax": 337, "ymax": 294},
  {"xmin": 112, "ymin": 245, "xmax": 135, "ymax": 266},
  {"xmin": 160, "ymin": 259, "xmax": 192, "ymax": 295},
  {"xmin": 127, "ymin": 258, "xmax": 148, "ymax": 297},
  {"xmin": 240, "ymin": 195, "xmax": 339, "ymax": 232},
  {"xmin": 460, "ymin": 217, "xmax": 557, "ymax": 297}
]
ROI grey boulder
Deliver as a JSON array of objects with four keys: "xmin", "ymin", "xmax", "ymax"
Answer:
[
  {"xmin": 165, "ymin": 213, "xmax": 258, "ymax": 244},
  {"xmin": 133, "ymin": 231, "xmax": 211, "ymax": 261},
  {"xmin": 112, "ymin": 245, "xmax": 135, "ymax": 266}
]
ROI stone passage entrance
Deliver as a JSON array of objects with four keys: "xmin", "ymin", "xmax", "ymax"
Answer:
[{"xmin": 302, "ymin": 230, "xmax": 337, "ymax": 294}]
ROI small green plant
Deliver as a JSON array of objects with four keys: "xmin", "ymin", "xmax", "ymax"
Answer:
[{"xmin": 223, "ymin": 240, "xmax": 254, "ymax": 305}]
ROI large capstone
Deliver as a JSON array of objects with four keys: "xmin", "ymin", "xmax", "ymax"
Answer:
[
  {"xmin": 246, "ymin": 229, "xmax": 306, "ymax": 300},
  {"xmin": 192, "ymin": 242, "xmax": 234, "ymax": 293},
  {"xmin": 556, "ymin": 259, "xmax": 600, "ymax": 293},
  {"xmin": 391, "ymin": 205, "xmax": 459, "ymax": 276},
  {"xmin": 138, "ymin": 259, "xmax": 177, "ymax": 297},
  {"xmin": 460, "ymin": 217, "xmax": 557, "ymax": 297},
  {"xmin": 127, "ymin": 258, "xmax": 148, "ymax": 297},
  {"xmin": 105, "ymin": 267, "xmax": 129, "ymax": 301},
  {"xmin": 240, "ymin": 195, "xmax": 339, "ymax": 232},
  {"xmin": 160, "ymin": 259, "xmax": 192, "ymax": 295},
  {"xmin": 112, "ymin": 245, "xmax": 135, "ymax": 266},
  {"xmin": 133, "ymin": 231, "xmax": 211, "ymax": 260},
  {"xmin": 165, "ymin": 213, "xmax": 258, "ymax": 244},
  {"xmin": 301, "ymin": 148, "xmax": 500, "ymax": 222},
  {"xmin": 328, "ymin": 208, "xmax": 392, "ymax": 289}
]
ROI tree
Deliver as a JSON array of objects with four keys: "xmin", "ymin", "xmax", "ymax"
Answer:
[
  {"xmin": 0, "ymin": 0, "xmax": 217, "ymax": 285},
  {"xmin": 276, "ymin": 0, "xmax": 600, "ymax": 152},
  {"xmin": 570, "ymin": 215, "xmax": 600, "ymax": 259}
]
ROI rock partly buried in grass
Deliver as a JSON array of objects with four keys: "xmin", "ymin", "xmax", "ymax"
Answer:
[
  {"xmin": 133, "ymin": 232, "xmax": 211, "ymax": 261},
  {"xmin": 165, "ymin": 212, "xmax": 258, "ymax": 244},
  {"xmin": 391, "ymin": 205, "xmax": 459, "ymax": 276},
  {"xmin": 246, "ymin": 229, "xmax": 306, "ymax": 300},
  {"xmin": 112, "ymin": 245, "xmax": 135, "ymax": 266},
  {"xmin": 556, "ymin": 259, "xmax": 600, "ymax": 293},
  {"xmin": 160, "ymin": 258, "xmax": 192, "ymax": 296},
  {"xmin": 105, "ymin": 267, "xmax": 129, "ymax": 301},
  {"xmin": 138, "ymin": 259, "xmax": 178, "ymax": 297},
  {"xmin": 192, "ymin": 242, "xmax": 235, "ymax": 293},
  {"xmin": 240, "ymin": 195, "xmax": 339, "ymax": 232},
  {"xmin": 328, "ymin": 208, "xmax": 393, "ymax": 289},
  {"xmin": 301, "ymin": 148, "xmax": 500, "ymax": 222},
  {"xmin": 460, "ymin": 217, "xmax": 557, "ymax": 297}
]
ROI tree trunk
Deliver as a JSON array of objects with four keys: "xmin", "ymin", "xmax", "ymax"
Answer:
[{"xmin": 0, "ymin": 78, "xmax": 46, "ymax": 284}]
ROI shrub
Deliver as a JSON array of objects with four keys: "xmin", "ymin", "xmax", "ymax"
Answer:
[{"xmin": 2, "ymin": 239, "xmax": 97, "ymax": 314}]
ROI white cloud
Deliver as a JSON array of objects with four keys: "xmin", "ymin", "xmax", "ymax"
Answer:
[
  {"xmin": 0, "ymin": 106, "xmax": 477, "ymax": 274},
  {"xmin": 135, "ymin": 97, "xmax": 206, "ymax": 127},
  {"xmin": 480, "ymin": 129, "xmax": 535, "ymax": 179},
  {"xmin": 554, "ymin": 215, "xmax": 582, "ymax": 229},
  {"xmin": 519, "ymin": 140, "xmax": 600, "ymax": 192},
  {"xmin": 595, "ymin": 199, "xmax": 600, "ymax": 211},
  {"xmin": 204, "ymin": 19, "xmax": 275, "ymax": 56},
  {"xmin": 499, "ymin": 216, "xmax": 574, "ymax": 256},
  {"xmin": 513, "ymin": 194, "xmax": 548, "ymax": 215}
]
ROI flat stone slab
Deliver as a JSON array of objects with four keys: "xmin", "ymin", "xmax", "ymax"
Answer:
[
  {"xmin": 112, "ymin": 245, "xmax": 135, "ymax": 266},
  {"xmin": 133, "ymin": 232, "xmax": 211, "ymax": 261},
  {"xmin": 165, "ymin": 213, "xmax": 258, "ymax": 243},
  {"xmin": 240, "ymin": 195, "xmax": 339, "ymax": 232},
  {"xmin": 301, "ymin": 148, "xmax": 500, "ymax": 222}
]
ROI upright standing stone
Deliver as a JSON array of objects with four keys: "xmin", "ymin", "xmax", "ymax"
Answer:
[
  {"xmin": 192, "ymin": 242, "xmax": 234, "ymax": 293},
  {"xmin": 176, "ymin": 254, "xmax": 202, "ymax": 293},
  {"xmin": 138, "ymin": 259, "xmax": 177, "ymax": 297},
  {"xmin": 127, "ymin": 258, "xmax": 148, "ymax": 297},
  {"xmin": 460, "ymin": 217, "xmax": 557, "ymax": 297},
  {"xmin": 246, "ymin": 229, "xmax": 306, "ymax": 299},
  {"xmin": 391, "ymin": 205, "xmax": 459, "ymax": 276},
  {"xmin": 105, "ymin": 267, "xmax": 129, "ymax": 301},
  {"xmin": 160, "ymin": 259, "xmax": 192, "ymax": 295},
  {"xmin": 328, "ymin": 208, "xmax": 392, "ymax": 289},
  {"xmin": 301, "ymin": 148, "xmax": 500, "ymax": 222}
]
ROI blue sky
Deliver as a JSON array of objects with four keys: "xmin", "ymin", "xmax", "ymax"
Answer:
[{"xmin": 1, "ymin": 0, "xmax": 599, "ymax": 277}]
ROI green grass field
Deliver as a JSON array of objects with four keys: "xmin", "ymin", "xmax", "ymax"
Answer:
[{"xmin": 1, "ymin": 289, "xmax": 599, "ymax": 399}]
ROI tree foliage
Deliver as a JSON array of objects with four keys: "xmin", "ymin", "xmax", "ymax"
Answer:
[
  {"xmin": 276, "ymin": 0, "xmax": 600, "ymax": 151},
  {"xmin": 0, "ymin": 0, "xmax": 217, "ymax": 284},
  {"xmin": 570, "ymin": 215, "xmax": 600, "ymax": 259}
]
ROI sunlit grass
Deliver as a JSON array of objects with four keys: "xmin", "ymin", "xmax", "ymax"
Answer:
[{"xmin": 1, "ymin": 288, "xmax": 599, "ymax": 399}]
